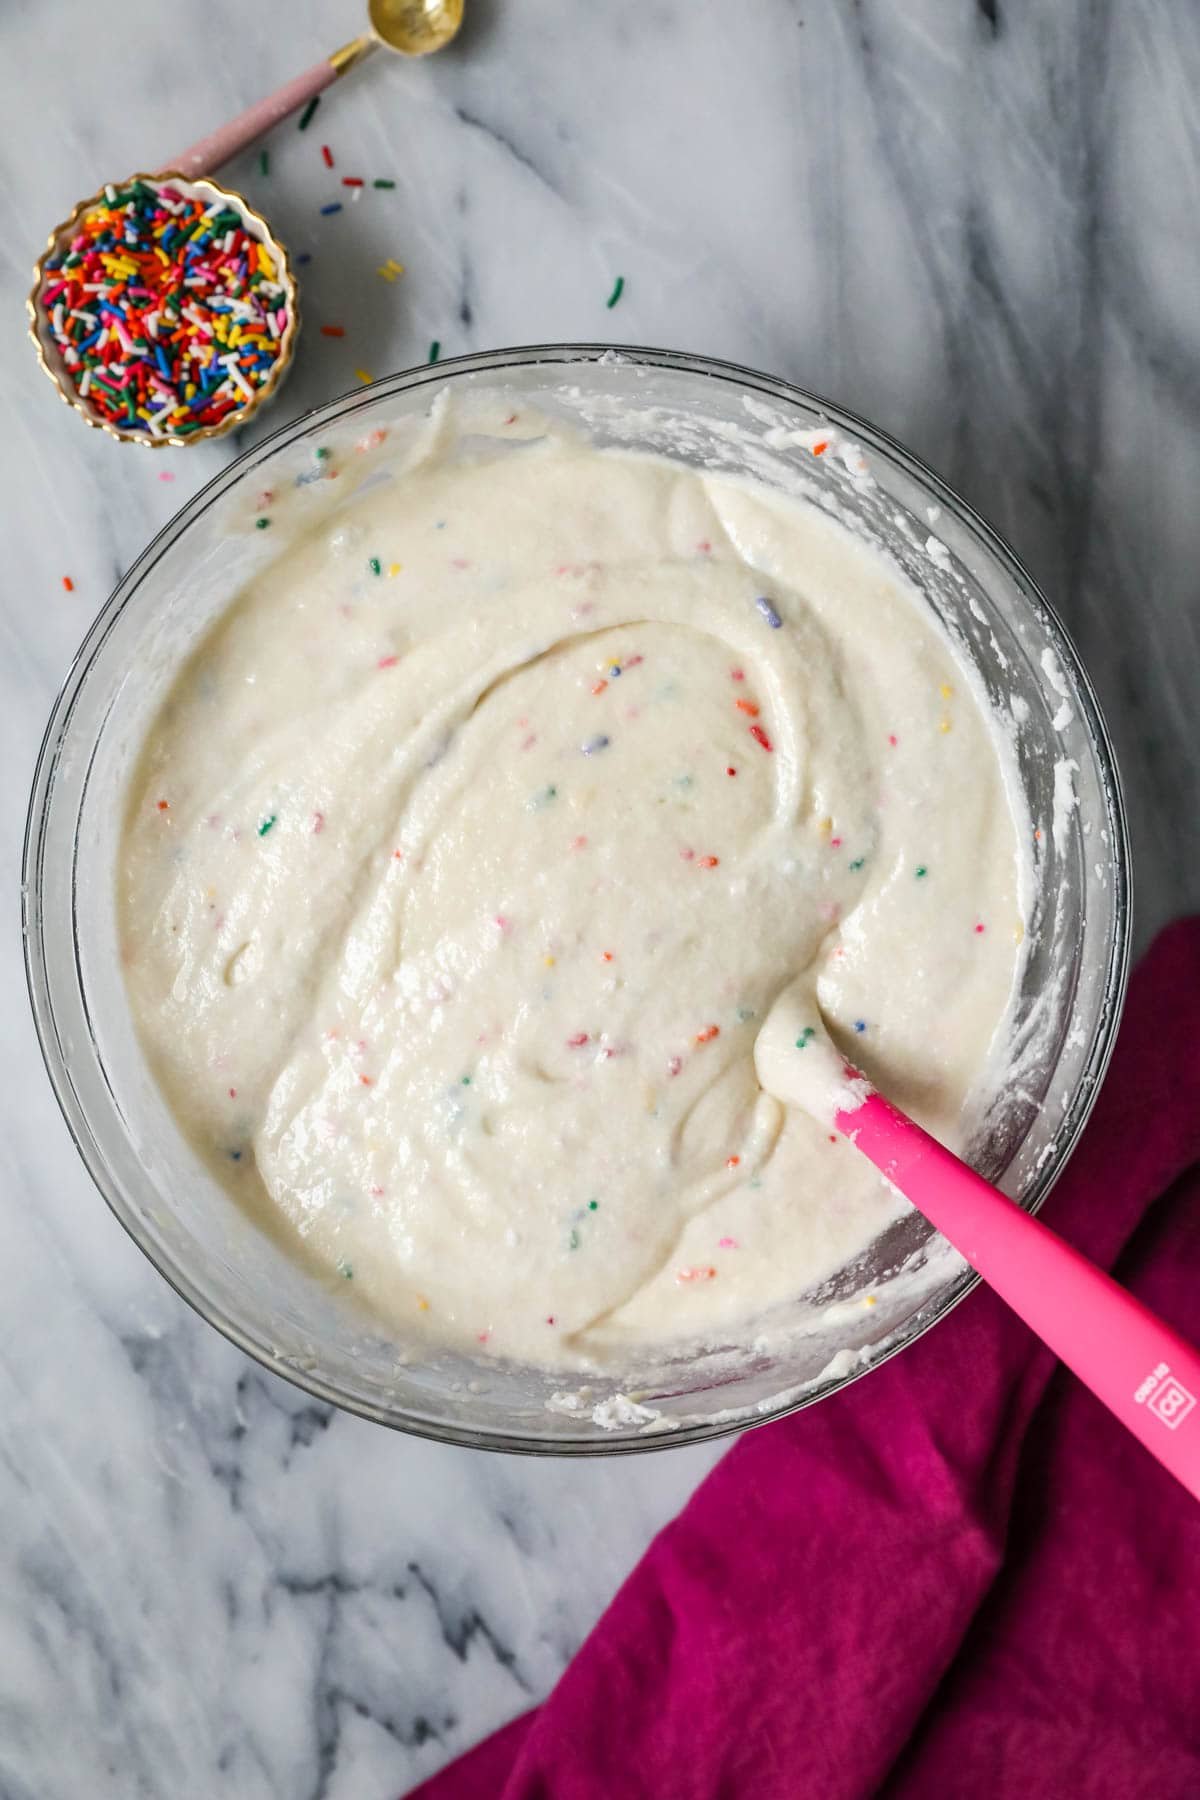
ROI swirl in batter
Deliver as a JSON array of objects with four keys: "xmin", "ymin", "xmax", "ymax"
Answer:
[{"xmin": 120, "ymin": 409, "xmax": 1026, "ymax": 1368}]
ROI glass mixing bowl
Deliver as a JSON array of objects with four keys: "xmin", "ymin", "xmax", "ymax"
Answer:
[{"xmin": 24, "ymin": 346, "xmax": 1130, "ymax": 1453}]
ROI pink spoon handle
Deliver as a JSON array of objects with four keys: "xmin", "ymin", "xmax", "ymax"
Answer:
[
  {"xmin": 839, "ymin": 1091, "xmax": 1200, "ymax": 1501},
  {"xmin": 160, "ymin": 39, "xmax": 376, "ymax": 179}
]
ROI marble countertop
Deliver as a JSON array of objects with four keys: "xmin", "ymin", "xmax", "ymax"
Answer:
[{"xmin": 3, "ymin": 3, "xmax": 1198, "ymax": 1794}]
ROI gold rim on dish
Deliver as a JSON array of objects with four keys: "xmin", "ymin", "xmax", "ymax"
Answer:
[{"xmin": 27, "ymin": 171, "xmax": 301, "ymax": 450}]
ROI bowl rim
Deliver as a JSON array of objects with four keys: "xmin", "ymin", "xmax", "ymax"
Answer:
[
  {"xmin": 26, "ymin": 170, "xmax": 299, "ymax": 449},
  {"xmin": 22, "ymin": 342, "xmax": 1133, "ymax": 1454}
]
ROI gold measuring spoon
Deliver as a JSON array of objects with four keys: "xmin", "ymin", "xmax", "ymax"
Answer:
[{"xmin": 165, "ymin": 0, "xmax": 465, "ymax": 178}]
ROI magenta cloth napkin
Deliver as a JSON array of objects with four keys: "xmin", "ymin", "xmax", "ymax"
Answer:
[{"xmin": 410, "ymin": 921, "xmax": 1200, "ymax": 1799}]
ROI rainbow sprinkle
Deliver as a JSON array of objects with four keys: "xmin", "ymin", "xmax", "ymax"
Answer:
[{"xmin": 38, "ymin": 181, "xmax": 291, "ymax": 439}]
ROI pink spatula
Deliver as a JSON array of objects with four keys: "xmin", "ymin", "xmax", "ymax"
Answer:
[
  {"xmin": 754, "ymin": 999, "xmax": 1200, "ymax": 1500},
  {"xmin": 840, "ymin": 1087, "xmax": 1200, "ymax": 1499}
]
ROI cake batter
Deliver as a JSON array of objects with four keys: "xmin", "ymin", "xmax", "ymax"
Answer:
[{"xmin": 119, "ymin": 406, "xmax": 1027, "ymax": 1368}]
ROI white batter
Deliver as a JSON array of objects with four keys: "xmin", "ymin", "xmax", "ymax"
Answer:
[{"xmin": 119, "ymin": 406, "xmax": 1026, "ymax": 1369}]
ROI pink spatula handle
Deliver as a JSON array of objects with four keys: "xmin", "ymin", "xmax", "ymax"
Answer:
[
  {"xmin": 839, "ymin": 1092, "xmax": 1200, "ymax": 1501},
  {"xmin": 161, "ymin": 38, "xmax": 375, "ymax": 179}
]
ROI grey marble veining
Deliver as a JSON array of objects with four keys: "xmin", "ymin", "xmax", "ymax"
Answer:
[{"xmin": 2, "ymin": 2, "xmax": 1198, "ymax": 1794}]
